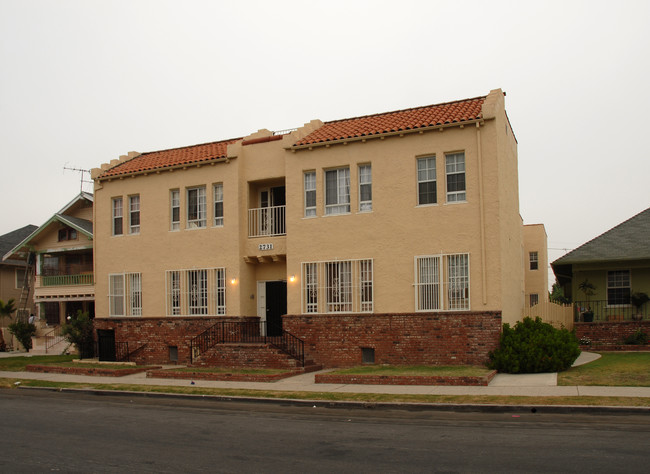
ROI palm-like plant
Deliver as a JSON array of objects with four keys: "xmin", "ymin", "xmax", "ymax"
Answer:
[{"xmin": 0, "ymin": 298, "xmax": 17, "ymax": 351}]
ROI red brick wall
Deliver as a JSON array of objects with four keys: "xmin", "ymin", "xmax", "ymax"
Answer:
[
  {"xmin": 93, "ymin": 317, "xmax": 258, "ymax": 365},
  {"xmin": 195, "ymin": 343, "xmax": 303, "ymax": 369},
  {"xmin": 575, "ymin": 321, "xmax": 650, "ymax": 349},
  {"xmin": 283, "ymin": 312, "xmax": 501, "ymax": 368}
]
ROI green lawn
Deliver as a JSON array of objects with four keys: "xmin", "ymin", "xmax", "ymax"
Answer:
[
  {"xmin": 0, "ymin": 355, "xmax": 78, "ymax": 371},
  {"xmin": 328, "ymin": 365, "xmax": 492, "ymax": 377},
  {"xmin": 558, "ymin": 352, "xmax": 650, "ymax": 387}
]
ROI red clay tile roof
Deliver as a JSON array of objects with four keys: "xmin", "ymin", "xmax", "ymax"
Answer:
[
  {"xmin": 99, "ymin": 138, "xmax": 241, "ymax": 178},
  {"xmin": 294, "ymin": 96, "xmax": 486, "ymax": 147}
]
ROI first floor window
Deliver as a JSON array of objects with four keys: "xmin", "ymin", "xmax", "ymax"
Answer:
[
  {"xmin": 170, "ymin": 190, "xmax": 180, "ymax": 230},
  {"xmin": 415, "ymin": 253, "xmax": 470, "ymax": 311},
  {"xmin": 529, "ymin": 293, "xmax": 539, "ymax": 307},
  {"xmin": 165, "ymin": 268, "xmax": 225, "ymax": 316},
  {"xmin": 301, "ymin": 259, "xmax": 373, "ymax": 313},
  {"xmin": 109, "ymin": 272, "xmax": 142, "ymax": 316},
  {"xmin": 325, "ymin": 167, "xmax": 350, "ymax": 215},
  {"xmin": 358, "ymin": 164, "xmax": 372, "ymax": 211},
  {"xmin": 417, "ymin": 156, "xmax": 436, "ymax": 205},
  {"xmin": 112, "ymin": 197, "xmax": 123, "ymax": 235},
  {"xmin": 304, "ymin": 171, "xmax": 316, "ymax": 217},
  {"xmin": 529, "ymin": 251, "xmax": 539, "ymax": 270},
  {"xmin": 129, "ymin": 195, "xmax": 140, "ymax": 234},
  {"xmin": 213, "ymin": 183, "xmax": 224, "ymax": 226},
  {"xmin": 607, "ymin": 270, "xmax": 630, "ymax": 306},
  {"xmin": 187, "ymin": 186, "xmax": 206, "ymax": 228},
  {"xmin": 445, "ymin": 152, "xmax": 466, "ymax": 202}
]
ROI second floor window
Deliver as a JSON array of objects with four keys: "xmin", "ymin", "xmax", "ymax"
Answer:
[
  {"xmin": 170, "ymin": 190, "xmax": 180, "ymax": 231},
  {"xmin": 213, "ymin": 183, "xmax": 223, "ymax": 226},
  {"xmin": 325, "ymin": 167, "xmax": 350, "ymax": 215},
  {"xmin": 112, "ymin": 197, "xmax": 123, "ymax": 236},
  {"xmin": 129, "ymin": 195, "xmax": 140, "ymax": 234},
  {"xmin": 446, "ymin": 152, "xmax": 466, "ymax": 202},
  {"xmin": 359, "ymin": 164, "xmax": 372, "ymax": 212},
  {"xmin": 417, "ymin": 156, "xmax": 436, "ymax": 205},
  {"xmin": 529, "ymin": 251, "xmax": 538, "ymax": 270},
  {"xmin": 187, "ymin": 186, "xmax": 206, "ymax": 228},
  {"xmin": 304, "ymin": 171, "xmax": 316, "ymax": 217}
]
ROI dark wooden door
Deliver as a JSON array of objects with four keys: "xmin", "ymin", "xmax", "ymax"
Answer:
[
  {"xmin": 266, "ymin": 281, "xmax": 287, "ymax": 337},
  {"xmin": 97, "ymin": 329, "xmax": 116, "ymax": 362}
]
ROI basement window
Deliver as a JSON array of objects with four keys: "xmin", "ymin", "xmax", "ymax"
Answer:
[
  {"xmin": 169, "ymin": 346, "xmax": 178, "ymax": 362},
  {"xmin": 361, "ymin": 347, "xmax": 375, "ymax": 364}
]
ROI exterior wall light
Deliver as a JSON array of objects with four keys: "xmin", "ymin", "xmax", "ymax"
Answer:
[
  {"xmin": 230, "ymin": 278, "xmax": 237, "ymax": 285},
  {"xmin": 289, "ymin": 275, "xmax": 296, "ymax": 283}
]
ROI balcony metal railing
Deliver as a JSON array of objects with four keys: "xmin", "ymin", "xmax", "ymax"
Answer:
[
  {"xmin": 42, "ymin": 273, "xmax": 94, "ymax": 287},
  {"xmin": 574, "ymin": 300, "xmax": 649, "ymax": 322},
  {"xmin": 248, "ymin": 205, "xmax": 286, "ymax": 237}
]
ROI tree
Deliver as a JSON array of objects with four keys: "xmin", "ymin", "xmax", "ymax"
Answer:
[
  {"xmin": 0, "ymin": 298, "xmax": 17, "ymax": 351},
  {"xmin": 61, "ymin": 310, "xmax": 94, "ymax": 358},
  {"xmin": 549, "ymin": 281, "xmax": 570, "ymax": 304}
]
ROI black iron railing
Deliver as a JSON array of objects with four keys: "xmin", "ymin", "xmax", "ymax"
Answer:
[
  {"xmin": 574, "ymin": 300, "xmax": 649, "ymax": 322},
  {"xmin": 190, "ymin": 321, "xmax": 305, "ymax": 366}
]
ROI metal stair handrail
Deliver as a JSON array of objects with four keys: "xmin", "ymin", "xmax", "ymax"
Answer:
[
  {"xmin": 190, "ymin": 321, "xmax": 305, "ymax": 367},
  {"xmin": 45, "ymin": 326, "xmax": 66, "ymax": 353}
]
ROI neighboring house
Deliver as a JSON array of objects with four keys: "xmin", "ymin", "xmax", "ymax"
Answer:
[
  {"xmin": 0, "ymin": 225, "xmax": 37, "ymax": 349},
  {"xmin": 523, "ymin": 224, "xmax": 549, "ymax": 308},
  {"xmin": 90, "ymin": 89, "xmax": 545, "ymax": 367},
  {"xmin": 552, "ymin": 207, "xmax": 650, "ymax": 321},
  {"xmin": 4, "ymin": 193, "xmax": 95, "ymax": 335}
]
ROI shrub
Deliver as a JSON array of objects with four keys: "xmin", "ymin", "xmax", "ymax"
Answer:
[
  {"xmin": 8, "ymin": 320, "xmax": 37, "ymax": 351},
  {"xmin": 624, "ymin": 330, "xmax": 648, "ymax": 345},
  {"xmin": 61, "ymin": 310, "xmax": 94, "ymax": 357},
  {"xmin": 488, "ymin": 317, "xmax": 581, "ymax": 373}
]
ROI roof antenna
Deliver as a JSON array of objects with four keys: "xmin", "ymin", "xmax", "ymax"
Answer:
[{"xmin": 63, "ymin": 164, "xmax": 92, "ymax": 193}]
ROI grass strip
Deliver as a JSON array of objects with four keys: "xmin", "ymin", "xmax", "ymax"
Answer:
[
  {"xmin": 2, "ymin": 378, "xmax": 649, "ymax": 408},
  {"xmin": 559, "ymin": 352, "xmax": 650, "ymax": 387},
  {"xmin": 0, "ymin": 355, "xmax": 78, "ymax": 371}
]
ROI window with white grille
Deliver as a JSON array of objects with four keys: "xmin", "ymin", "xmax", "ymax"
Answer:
[
  {"xmin": 129, "ymin": 195, "xmax": 140, "ymax": 234},
  {"xmin": 109, "ymin": 272, "xmax": 142, "ymax": 316},
  {"xmin": 170, "ymin": 190, "xmax": 180, "ymax": 231},
  {"xmin": 165, "ymin": 268, "xmax": 225, "ymax": 316},
  {"xmin": 445, "ymin": 152, "xmax": 466, "ymax": 202},
  {"xmin": 112, "ymin": 197, "xmax": 123, "ymax": 235},
  {"xmin": 213, "ymin": 183, "xmax": 223, "ymax": 226},
  {"xmin": 187, "ymin": 186, "xmax": 206, "ymax": 228},
  {"xmin": 415, "ymin": 254, "xmax": 469, "ymax": 311},
  {"xmin": 417, "ymin": 156, "xmax": 436, "ymax": 205},
  {"xmin": 325, "ymin": 167, "xmax": 350, "ymax": 215},
  {"xmin": 304, "ymin": 171, "xmax": 316, "ymax": 217},
  {"xmin": 301, "ymin": 259, "xmax": 373, "ymax": 313},
  {"xmin": 529, "ymin": 251, "xmax": 538, "ymax": 270},
  {"xmin": 607, "ymin": 270, "xmax": 630, "ymax": 306},
  {"xmin": 358, "ymin": 164, "xmax": 372, "ymax": 212}
]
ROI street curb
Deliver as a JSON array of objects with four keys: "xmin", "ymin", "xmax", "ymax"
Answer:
[{"xmin": 17, "ymin": 385, "xmax": 650, "ymax": 415}]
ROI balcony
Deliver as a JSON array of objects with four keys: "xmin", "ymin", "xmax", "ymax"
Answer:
[
  {"xmin": 41, "ymin": 273, "xmax": 94, "ymax": 287},
  {"xmin": 248, "ymin": 205, "xmax": 286, "ymax": 237},
  {"xmin": 574, "ymin": 300, "xmax": 648, "ymax": 322}
]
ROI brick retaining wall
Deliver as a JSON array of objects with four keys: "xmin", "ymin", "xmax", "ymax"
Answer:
[
  {"xmin": 283, "ymin": 312, "xmax": 501, "ymax": 368},
  {"xmin": 575, "ymin": 321, "xmax": 650, "ymax": 349}
]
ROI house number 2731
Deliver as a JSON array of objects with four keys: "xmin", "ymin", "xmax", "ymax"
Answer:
[{"xmin": 259, "ymin": 243, "xmax": 274, "ymax": 251}]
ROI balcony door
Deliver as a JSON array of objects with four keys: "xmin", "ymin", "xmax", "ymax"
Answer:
[{"xmin": 259, "ymin": 186, "xmax": 285, "ymax": 235}]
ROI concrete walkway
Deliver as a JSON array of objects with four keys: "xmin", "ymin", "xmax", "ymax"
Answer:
[{"xmin": 1, "ymin": 351, "xmax": 649, "ymax": 399}]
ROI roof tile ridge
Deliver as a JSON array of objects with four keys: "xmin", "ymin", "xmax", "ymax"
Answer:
[
  {"xmin": 139, "ymin": 136, "xmax": 244, "ymax": 156},
  {"xmin": 322, "ymin": 95, "xmax": 487, "ymax": 125}
]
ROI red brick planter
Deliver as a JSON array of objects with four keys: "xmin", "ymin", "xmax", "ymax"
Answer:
[
  {"xmin": 315, "ymin": 370, "xmax": 497, "ymax": 386},
  {"xmin": 146, "ymin": 369, "xmax": 301, "ymax": 382},
  {"xmin": 25, "ymin": 364, "xmax": 160, "ymax": 377}
]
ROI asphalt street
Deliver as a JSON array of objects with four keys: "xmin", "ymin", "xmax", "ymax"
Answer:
[{"xmin": 2, "ymin": 389, "xmax": 649, "ymax": 473}]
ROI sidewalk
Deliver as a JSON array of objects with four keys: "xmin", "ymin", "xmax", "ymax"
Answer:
[{"xmin": 2, "ymin": 351, "xmax": 650, "ymax": 399}]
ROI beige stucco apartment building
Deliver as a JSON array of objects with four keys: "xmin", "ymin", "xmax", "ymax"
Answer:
[{"xmin": 90, "ymin": 89, "xmax": 547, "ymax": 367}]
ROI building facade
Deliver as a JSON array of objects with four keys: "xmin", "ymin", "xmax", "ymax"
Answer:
[{"xmin": 91, "ymin": 89, "xmax": 544, "ymax": 367}]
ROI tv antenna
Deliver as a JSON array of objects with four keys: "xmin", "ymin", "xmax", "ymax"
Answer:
[{"xmin": 63, "ymin": 165, "xmax": 92, "ymax": 193}]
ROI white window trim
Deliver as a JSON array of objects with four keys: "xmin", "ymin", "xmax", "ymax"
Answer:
[
  {"xmin": 325, "ymin": 167, "xmax": 351, "ymax": 215},
  {"xmin": 187, "ymin": 186, "xmax": 207, "ymax": 229},
  {"xmin": 606, "ymin": 269, "xmax": 631, "ymax": 308},
  {"xmin": 165, "ymin": 267, "xmax": 226, "ymax": 316},
  {"xmin": 304, "ymin": 171, "xmax": 316, "ymax": 218},
  {"xmin": 213, "ymin": 183, "xmax": 224, "ymax": 227},
  {"xmin": 170, "ymin": 189, "xmax": 180, "ymax": 231},
  {"xmin": 128, "ymin": 195, "xmax": 140, "ymax": 234},
  {"xmin": 108, "ymin": 272, "xmax": 142, "ymax": 317},
  {"xmin": 416, "ymin": 156, "xmax": 437, "ymax": 206},
  {"xmin": 112, "ymin": 197, "xmax": 123, "ymax": 236},
  {"xmin": 445, "ymin": 152, "xmax": 466, "ymax": 203},
  {"xmin": 358, "ymin": 164, "xmax": 372, "ymax": 212},
  {"xmin": 529, "ymin": 251, "xmax": 539, "ymax": 271}
]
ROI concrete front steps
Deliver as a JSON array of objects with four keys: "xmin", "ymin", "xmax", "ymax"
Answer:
[{"xmin": 192, "ymin": 342, "xmax": 321, "ymax": 372}]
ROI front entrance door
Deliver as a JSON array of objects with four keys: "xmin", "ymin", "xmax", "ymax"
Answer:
[
  {"xmin": 264, "ymin": 281, "xmax": 287, "ymax": 337},
  {"xmin": 97, "ymin": 329, "xmax": 116, "ymax": 361}
]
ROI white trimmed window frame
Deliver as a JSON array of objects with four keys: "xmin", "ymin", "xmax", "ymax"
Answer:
[
  {"xmin": 445, "ymin": 152, "xmax": 466, "ymax": 203},
  {"xmin": 112, "ymin": 197, "xmax": 123, "ymax": 236},
  {"xmin": 417, "ymin": 156, "xmax": 437, "ymax": 205},
  {"xmin": 128, "ymin": 195, "xmax": 140, "ymax": 234},
  {"xmin": 108, "ymin": 272, "xmax": 142, "ymax": 316},
  {"xmin": 304, "ymin": 171, "xmax": 316, "ymax": 217},
  {"xmin": 414, "ymin": 253, "xmax": 470, "ymax": 311},
  {"xmin": 529, "ymin": 251, "xmax": 539, "ymax": 270},
  {"xmin": 165, "ymin": 267, "xmax": 226, "ymax": 316},
  {"xmin": 607, "ymin": 270, "xmax": 631, "ymax": 307},
  {"xmin": 358, "ymin": 164, "xmax": 372, "ymax": 212},
  {"xmin": 187, "ymin": 186, "xmax": 207, "ymax": 229},
  {"xmin": 213, "ymin": 183, "xmax": 224, "ymax": 227},
  {"xmin": 170, "ymin": 189, "xmax": 180, "ymax": 231},
  {"xmin": 325, "ymin": 167, "xmax": 350, "ymax": 215},
  {"xmin": 301, "ymin": 259, "xmax": 373, "ymax": 314}
]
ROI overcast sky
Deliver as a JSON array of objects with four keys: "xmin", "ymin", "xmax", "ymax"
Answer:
[{"xmin": 1, "ymin": 0, "xmax": 649, "ymax": 284}]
